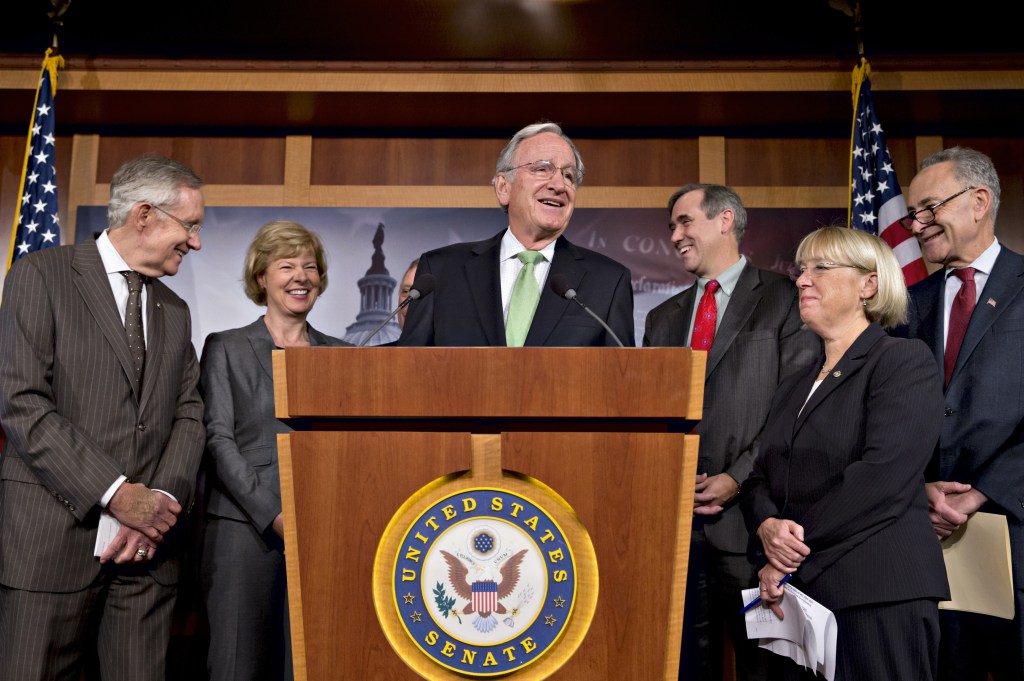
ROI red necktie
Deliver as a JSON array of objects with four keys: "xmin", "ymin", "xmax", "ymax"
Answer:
[
  {"xmin": 691, "ymin": 279, "xmax": 720, "ymax": 351},
  {"xmin": 944, "ymin": 267, "xmax": 976, "ymax": 388}
]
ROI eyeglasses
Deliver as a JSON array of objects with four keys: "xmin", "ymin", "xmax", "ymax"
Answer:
[
  {"xmin": 501, "ymin": 160, "xmax": 583, "ymax": 187},
  {"xmin": 796, "ymin": 261, "xmax": 868, "ymax": 278},
  {"xmin": 151, "ymin": 204, "xmax": 203, "ymax": 236},
  {"xmin": 899, "ymin": 186, "xmax": 974, "ymax": 232}
]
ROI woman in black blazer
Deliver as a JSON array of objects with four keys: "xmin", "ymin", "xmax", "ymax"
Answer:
[
  {"xmin": 200, "ymin": 221, "xmax": 347, "ymax": 681},
  {"xmin": 741, "ymin": 226, "xmax": 949, "ymax": 680}
]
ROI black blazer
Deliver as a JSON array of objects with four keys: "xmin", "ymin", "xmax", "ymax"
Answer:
[
  {"xmin": 741, "ymin": 323, "xmax": 949, "ymax": 610},
  {"xmin": 644, "ymin": 264, "xmax": 818, "ymax": 553},
  {"xmin": 398, "ymin": 231, "xmax": 635, "ymax": 347}
]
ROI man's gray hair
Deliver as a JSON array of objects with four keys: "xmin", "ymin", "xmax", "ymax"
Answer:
[
  {"xmin": 667, "ymin": 183, "xmax": 748, "ymax": 243},
  {"xmin": 107, "ymin": 156, "xmax": 204, "ymax": 229},
  {"xmin": 920, "ymin": 146, "xmax": 1001, "ymax": 222},
  {"xmin": 493, "ymin": 122, "xmax": 585, "ymax": 188}
]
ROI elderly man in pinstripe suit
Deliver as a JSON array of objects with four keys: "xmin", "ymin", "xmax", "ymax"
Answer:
[{"xmin": 0, "ymin": 156, "xmax": 206, "ymax": 681}]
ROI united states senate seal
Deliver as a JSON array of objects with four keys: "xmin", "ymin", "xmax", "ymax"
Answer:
[{"xmin": 378, "ymin": 486, "xmax": 586, "ymax": 677}]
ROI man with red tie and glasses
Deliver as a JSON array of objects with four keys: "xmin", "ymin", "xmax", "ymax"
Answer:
[{"xmin": 896, "ymin": 147, "xmax": 1024, "ymax": 681}]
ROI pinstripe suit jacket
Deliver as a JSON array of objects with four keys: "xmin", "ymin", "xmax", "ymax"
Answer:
[
  {"xmin": 0, "ymin": 240, "xmax": 205, "ymax": 592},
  {"xmin": 643, "ymin": 264, "xmax": 818, "ymax": 553},
  {"xmin": 741, "ymin": 324, "xmax": 950, "ymax": 610}
]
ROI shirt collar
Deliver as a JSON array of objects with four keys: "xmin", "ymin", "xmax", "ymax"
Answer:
[
  {"xmin": 96, "ymin": 229, "xmax": 132, "ymax": 275},
  {"xmin": 500, "ymin": 227, "xmax": 557, "ymax": 263},
  {"xmin": 945, "ymin": 238, "xmax": 1000, "ymax": 279},
  {"xmin": 697, "ymin": 255, "xmax": 746, "ymax": 296}
]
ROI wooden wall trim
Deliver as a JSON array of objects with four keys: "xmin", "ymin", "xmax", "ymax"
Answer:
[
  {"xmin": 75, "ymin": 184, "xmax": 846, "ymax": 212},
  {"xmin": 698, "ymin": 137, "xmax": 726, "ymax": 185},
  {"xmin": 2, "ymin": 68, "xmax": 1023, "ymax": 94},
  {"xmin": 68, "ymin": 134, "xmax": 100, "ymax": 242},
  {"xmin": 284, "ymin": 136, "xmax": 313, "ymax": 206}
]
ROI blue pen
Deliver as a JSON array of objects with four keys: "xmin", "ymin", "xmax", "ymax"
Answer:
[{"xmin": 739, "ymin": 572, "xmax": 794, "ymax": 614}]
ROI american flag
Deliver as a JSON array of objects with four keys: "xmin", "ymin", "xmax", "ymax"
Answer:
[
  {"xmin": 6, "ymin": 49, "xmax": 65, "ymax": 272},
  {"xmin": 849, "ymin": 58, "xmax": 927, "ymax": 286}
]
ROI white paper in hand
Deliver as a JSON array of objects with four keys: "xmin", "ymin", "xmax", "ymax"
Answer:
[{"xmin": 742, "ymin": 583, "xmax": 838, "ymax": 681}]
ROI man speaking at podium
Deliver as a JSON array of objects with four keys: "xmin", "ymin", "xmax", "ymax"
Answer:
[{"xmin": 398, "ymin": 121, "xmax": 634, "ymax": 347}]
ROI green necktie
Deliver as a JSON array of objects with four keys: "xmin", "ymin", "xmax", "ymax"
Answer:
[{"xmin": 505, "ymin": 250, "xmax": 545, "ymax": 347}]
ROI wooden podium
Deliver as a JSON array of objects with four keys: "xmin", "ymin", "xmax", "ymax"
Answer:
[{"xmin": 274, "ymin": 347, "xmax": 704, "ymax": 681}]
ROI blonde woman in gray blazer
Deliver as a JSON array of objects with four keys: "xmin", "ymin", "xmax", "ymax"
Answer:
[{"xmin": 200, "ymin": 221, "xmax": 348, "ymax": 681}]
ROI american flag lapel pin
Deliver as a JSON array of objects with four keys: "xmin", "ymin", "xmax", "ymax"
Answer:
[{"xmin": 987, "ymin": 298, "xmax": 997, "ymax": 307}]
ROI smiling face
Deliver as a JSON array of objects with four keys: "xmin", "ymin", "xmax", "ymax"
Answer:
[
  {"xmin": 669, "ymin": 189, "xmax": 739, "ymax": 280},
  {"xmin": 131, "ymin": 187, "xmax": 204, "ymax": 277},
  {"xmin": 493, "ymin": 132, "xmax": 577, "ymax": 248},
  {"xmin": 258, "ymin": 248, "xmax": 322, "ymax": 320},
  {"xmin": 905, "ymin": 161, "xmax": 993, "ymax": 267},
  {"xmin": 795, "ymin": 256, "xmax": 876, "ymax": 339}
]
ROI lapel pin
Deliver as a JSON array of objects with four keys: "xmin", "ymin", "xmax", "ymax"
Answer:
[
  {"xmin": 832, "ymin": 370, "xmax": 842, "ymax": 378},
  {"xmin": 987, "ymin": 298, "xmax": 997, "ymax": 307}
]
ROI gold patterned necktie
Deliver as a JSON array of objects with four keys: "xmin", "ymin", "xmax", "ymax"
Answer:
[
  {"xmin": 121, "ymin": 270, "xmax": 146, "ymax": 386},
  {"xmin": 505, "ymin": 250, "xmax": 545, "ymax": 347}
]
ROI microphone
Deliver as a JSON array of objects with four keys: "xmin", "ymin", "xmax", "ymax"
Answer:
[
  {"xmin": 358, "ymin": 273, "xmax": 436, "ymax": 347},
  {"xmin": 548, "ymin": 274, "xmax": 626, "ymax": 348}
]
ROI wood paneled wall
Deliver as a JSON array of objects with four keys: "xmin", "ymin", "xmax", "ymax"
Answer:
[{"xmin": 3, "ymin": 63, "xmax": 1024, "ymax": 297}]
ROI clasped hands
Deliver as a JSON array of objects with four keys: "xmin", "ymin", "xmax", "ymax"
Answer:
[
  {"xmin": 693, "ymin": 472, "xmax": 740, "ymax": 516},
  {"xmin": 926, "ymin": 480, "xmax": 985, "ymax": 540},
  {"xmin": 99, "ymin": 482, "xmax": 182, "ymax": 565},
  {"xmin": 755, "ymin": 517, "xmax": 810, "ymax": 620}
]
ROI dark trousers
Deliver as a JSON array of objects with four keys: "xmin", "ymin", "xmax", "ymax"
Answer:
[
  {"xmin": 0, "ymin": 568, "xmax": 177, "ymax": 681},
  {"xmin": 680, "ymin": 520, "xmax": 770, "ymax": 681},
  {"xmin": 768, "ymin": 598, "xmax": 940, "ymax": 681},
  {"xmin": 938, "ymin": 610, "xmax": 1023, "ymax": 681},
  {"xmin": 202, "ymin": 516, "xmax": 293, "ymax": 681}
]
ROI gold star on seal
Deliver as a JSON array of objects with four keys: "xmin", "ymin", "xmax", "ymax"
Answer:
[
  {"xmin": 403, "ymin": 593, "xmax": 416, "ymax": 604},
  {"xmin": 544, "ymin": 614, "xmax": 558, "ymax": 627},
  {"xmin": 553, "ymin": 596, "xmax": 566, "ymax": 608},
  {"xmin": 410, "ymin": 611, "xmax": 422, "ymax": 623}
]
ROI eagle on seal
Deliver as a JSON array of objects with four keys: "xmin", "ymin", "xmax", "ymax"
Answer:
[{"xmin": 441, "ymin": 549, "xmax": 528, "ymax": 633}]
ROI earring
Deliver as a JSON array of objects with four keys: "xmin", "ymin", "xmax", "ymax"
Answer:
[{"xmin": 862, "ymin": 299, "xmax": 867, "ymax": 307}]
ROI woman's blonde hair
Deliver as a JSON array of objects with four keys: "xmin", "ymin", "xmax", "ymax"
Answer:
[
  {"xmin": 795, "ymin": 226, "xmax": 908, "ymax": 329},
  {"xmin": 242, "ymin": 221, "xmax": 328, "ymax": 306}
]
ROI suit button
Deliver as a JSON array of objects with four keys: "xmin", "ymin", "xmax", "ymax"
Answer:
[
  {"xmin": 137, "ymin": 423, "xmax": 147, "ymax": 431},
  {"xmin": 69, "ymin": 505, "xmax": 75, "ymax": 511},
  {"xmin": 944, "ymin": 407, "xmax": 953, "ymax": 416}
]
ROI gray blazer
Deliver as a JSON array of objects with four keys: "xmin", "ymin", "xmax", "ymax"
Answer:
[
  {"xmin": 199, "ymin": 318, "xmax": 348, "ymax": 531},
  {"xmin": 0, "ymin": 241, "xmax": 205, "ymax": 591},
  {"xmin": 644, "ymin": 264, "xmax": 818, "ymax": 553}
]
